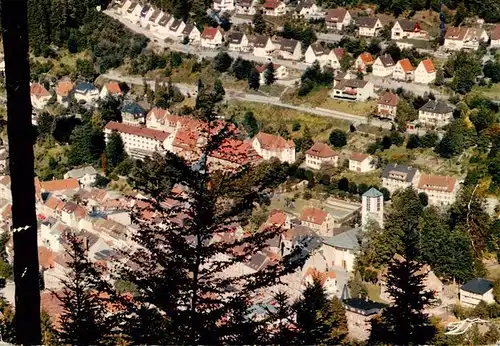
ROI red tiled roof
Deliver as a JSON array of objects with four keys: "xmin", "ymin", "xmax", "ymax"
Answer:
[
  {"xmin": 172, "ymin": 129, "xmax": 200, "ymax": 151},
  {"xmin": 263, "ymin": 0, "xmax": 282, "ymax": 9},
  {"xmin": 491, "ymin": 24, "xmax": 500, "ymax": 41},
  {"xmin": 418, "ymin": 174, "xmax": 457, "ymax": 193},
  {"xmin": 300, "ymin": 207, "xmax": 329, "ymax": 225},
  {"xmin": 332, "ymin": 47, "xmax": 344, "ymax": 59},
  {"xmin": 255, "ymin": 63, "xmax": 281, "ymax": 73},
  {"xmin": 254, "ymin": 132, "xmax": 295, "ymax": 150},
  {"xmin": 104, "ymin": 81, "xmax": 121, "ymax": 94},
  {"xmin": 350, "ymin": 152, "xmax": 369, "ymax": 162},
  {"xmin": 146, "ymin": 107, "xmax": 169, "ymax": 122},
  {"xmin": 305, "ymin": 142, "xmax": 338, "ymax": 158},
  {"xmin": 105, "ymin": 121, "xmax": 171, "ymax": 142},
  {"xmin": 302, "ymin": 266, "xmax": 336, "ymax": 286},
  {"xmin": 55, "ymin": 80, "xmax": 73, "ymax": 97},
  {"xmin": 31, "ymin": 83, "xmax": 50, "ymax": 97},
  {"xmin": 378, "ymin": 91, "xmax": 399, "ymax": 107},
  {"xmin": 420, "ymin": 58, "xmax": 435, "ymax": 73},
  {"xmin": 41, "ymin": 291, "xmax": 64, "ymax": 329},
  {"xmin": 358, "ymin": 52, "xmax": 374, "ymax": 65},
  {"xmin": 325, "ymin": 8, "xmax": 347, "ymax": 22},
  {"xmin": 45, "ymin": 196, "xmax": 65, "ymax": 211},
  {"xmin": 267, "ymin": 210, "xmax": 286, "ymax": 226},
  {"xmin": 444, "ymin": 26, "xmax": 468, "ymax": 40},
  {"xmin": 38, "ymin": 246, "xmax": 55, "ymax": 269},
  {"xmin": 398, "ymin": 58, "xmax": 414, "ymax": 73},
  {"xmin": 201, "ymin": 27, "xmax": 219, "ymax": 40},
  {"xmin": 40, "ymin": 178, "xmax": 80, "ymax": 192},
  {"xmin": 210, "ymin": 138, "xmax": 262, "ymax": 165}
]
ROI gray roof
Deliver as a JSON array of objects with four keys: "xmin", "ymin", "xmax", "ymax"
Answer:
[
  {"xmin": 296, "ymin": 0, "xmax": 316, "ymax": 12},
  {"xmin": 140, "ymin": 5, "xmax": 150, "ymax": 16},
  {"xmin": 75, "ymin": 82, "xmax": 97, "ymax": 93},
  {"xmin": 170, "ymin": 19, "xmax": 183, "ymax": 31},
  {"xmin": 357, "ymin": 17, "xmax": 379, "ymax": 28},
  {"xmin": 122, "ymin": 102, "xmax": 145, "ymax": 115},
  {"xmin": 228, "ymin": 32, "xmax": 245, "ymax": 44},
  {"xmin": 461, "ymin": 278, "xmax": 493, "ymax": 295},
  {"xmin": 343, "ymin": 298, "xmax": 387, "ymax": 316},
  {"xmin": 66, "ymin": 166, "xmax": 97, "ymax": 179},
  {"xmin": 158, "ymin": 14, "xmax": 171, "ymax": 26},
  {"xmin": 382, "ymin": 163, "xmax": 419, "ymax": 182},
  {"xmin": 323, "ymin": 227, "xmax": 360, "ymax": 251},
  {"xmin": 149, "ymin": 9, "xmax": 161, "ymax": 22},
  {"xmin": 253, "ymin": 35, "xmax": 270, "ymax": 47},
  {"xmin": 182, "ymin": 23, "xmax": 195, "ymax": 35},
  {"xmin": 419, "ymin": 100, "xmax": 453, "ymax": 114},
  {"xmin": 378, "ymin": 54, "xmax": 395, "ymax": 67},
  {"xmin": 280, "ymin": 38, "xmax": 300, "ymax": 53},
  {"xmin": 333, "ymin": 78, "xmax": 369, "ymax": 89},
  {"xmin": 397, "ymin": 19, "xmax": 417, "ymax": 31},
  {"xmin": 247, "ymin": 252, "xmax": 269, "ymax": 271},
  {"xmin": 363, "ymin": 187, "xmax": 383, "ymax": 198}
]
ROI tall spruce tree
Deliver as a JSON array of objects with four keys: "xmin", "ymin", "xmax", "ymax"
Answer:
[
  {"xmin": 105, "ymin": 131, "xmax": 127, "ymax": 171},
  {"xmin": 248, "ymin": 69, "xmax": 260, "ymax": 90},
  {"xmin": 119, "ymin": 83, "xmax": 304, "ymax": 344},
  {"xmin": 265, "ymin": 291, "xmax": 298, "ymax": 344},
  {"xmin": 369, "ymin": 187, "xmax": 437, "ymax": 345},
  {"xmin": 264, "ymin": 63, "xmax": 276, "ymax": 85},
  {"xmin": 57, "ymin": 233, "xmax": 115, "ymax": 345}
]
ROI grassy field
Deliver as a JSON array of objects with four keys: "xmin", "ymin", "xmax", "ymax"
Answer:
[
  {"xmin": 472, "ymin": 84, "xmax": 500, "ymax": 100},
  {"xmin": 340, "ymin": 170, "xmax": 382, "ymax": 187},
  {"xmin": 366, "ymin": 283, "xmax": 383, "ymax": 302},
  {"xmin": 228, "ymin": 100, "xmax": 350, "ymax": 142},
  {"xmin": 269, "ymin": 194, "xmax": 323, "ymax": 217}
]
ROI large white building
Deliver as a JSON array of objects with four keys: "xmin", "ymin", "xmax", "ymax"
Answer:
[
  {"xmin": 251, "ymin": 132, "xmax": 295, "ymax": 164},
  {"xmin": 305, "ymin": 142, "xmax": 339, "ymax": 170},
  {"xmin": 418, "ymin": 100, "xmax": 454, "ymax": 128},
  {"xmin": 443, "ymin": 27, "xmax": 489, "ymax": 51},
  {"xmin": 213, "ymin": 0, "xmax": 235, "ymax": 12},
  {"xmin": 381, "ymin": 164, "xmax": 420, "ymax": 194},
  {"xmin": 460, "ymin": 278, "xmax": 495, "ymax": 308},
  {"xmin": 391, "ymin": 19, "xmax": 427, "ymax": 40},
  {"xmin": 332, "ymin": 78, "xmax": 375, "ymax": 102},
  {"xmin": 325, "ymin": 8, "xmax": 352, "ymax": 31},
  {"xmin": 414, "ymin": 59, "xmax": 436, "ymax": 84},
  {"xmin": 104, "ymin": 121, "xmax": 173, "ymax": 159},
  {"xmin": 417, "ymin": 174, "xmax": 460, "ymax": 206}
]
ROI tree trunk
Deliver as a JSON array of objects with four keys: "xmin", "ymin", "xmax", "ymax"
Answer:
[{"xmin": 1, "ymin": 0, "xmax": 42, "ymax": 343}]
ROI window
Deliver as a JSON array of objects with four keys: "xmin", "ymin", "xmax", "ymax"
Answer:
[
  {"xmin": 366, "ymin": 199, "xmax": 371, "ymax": 212},
  {"xmin": 377, "ymin": 197, "xmax": 381, "ymax": 211}
]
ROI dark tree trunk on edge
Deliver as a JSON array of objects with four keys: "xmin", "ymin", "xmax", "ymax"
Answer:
[{"xmin": 1, "ymin": 0, "xmax": 41, "ymax": 344}]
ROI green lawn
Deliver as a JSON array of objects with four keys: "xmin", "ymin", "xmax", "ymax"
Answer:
[{"xmin": 472, "ymin": 84, "xmax": 500, "ymax": 100}]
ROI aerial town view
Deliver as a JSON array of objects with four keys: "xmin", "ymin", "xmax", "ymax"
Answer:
[{"xmin": 1, "ymin": 0, "xmax": 500, "ymax": 344}]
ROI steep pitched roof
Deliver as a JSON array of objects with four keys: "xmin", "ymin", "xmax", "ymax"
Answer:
[
  {"xmin": 263, "ymin": 0, "xmax": 283, "ymax": 9},
  {"xmin": 255, "ymin": 63, "xmax": 281, "ymax": 73},
  {"xmin": 65, "ymin": 166, "xmax": 97, "ymax": 179},
  {"xmin": 149, "ymin": 8, "xmax": 161, "ymax": 22},
  {"xmin": 182, "ymin": 23, "xmax": 196, "ymax": 36},
  {"xmin": 39, "ymin": 178, "xmax": 80, "ymax": 192},
  {"xmin": 105, "ymin": 121, "xmax": 170, "ymax": 142},
  {"xmin": 309, "ymin": 41, "xmax": 328, "ymax": 56},
  {"xmin": 397, "ymin": 58, "xmax": 414, "ymax": 73},
  {"xmin": 305, "ymin": 142, "xmax": 338, "ymax": 158},
  {"xmin": 357, "ymin": 17, "xmax": 379, "ymax": 28},
  {"xmin": 417, "ymin": 174, "xmax": 457, "ymax": 193},
  {"xmin": 146, "ymin": 107, "xmax": 170, "ymax": 122},
  {"xmin": 419, "ymin": 100, "xmax": 453, "ymax": 114},
  {"xmin": 267, "ymin": 210, "xmax": 287, "ymax": 226},
  {"xmin": 253, "ymin": 35, "xmax": 271, "ymax": 47},
  {"xmin": 75, "ymin": 82, "xmax": 97, "ymax": 93},
  {"xmin": 122, "ymin": 102, "xmax": 145, "ymax": 115},
  {"xmin": 172, "ymin": 129, "xmax": 200, "ymax": 151},
  {"xmin": 31, "ymin": 83, "xmax": 50, "ymax": 97},
  {"xmin": 323, "ymin": 227, "xmax": 360, "ymax": 250},
  {"xmin": 300, "ymin": 207, "xmax": 329, "ymax": 225},
  {"xmin": 382, "ymin": 163, "xmax": 419, "ymax": 182},
  {"xmin": 302, "ymin": 266, "xmax": 336, "ymax": 286},
  {"xmin": 158, "ymin": 14, "xmax": 171, "ymax": 26},
  {"xmin": 377, "ymin": 54, "xmax": 395, "ymax": 67},
  {"xmin": 228, "ymin": 32, "xmax": 245, "ymax": 44},
  {"xmin": 396, "ymin": 19, "xmax": 418, "ymax": 31},
  {"xmin": 325, "ymin": 8, "xmax": 348, "ymax": 23},
  {"xmin": 363, "ymin": 187, "xmax": 383, "ymax": 198},
  {"xmin": 201, "ymin": 27, "xmax": 219, "ymax": 40},
  {"xmin": 343, "ymin": 298, "xmax": 386, "ymax": 316},
  {"xmin": 255, "ymin": 132, "xmax": 294, "ymax": 150},
  {"xmin": 296, "ymin": 0, "xmax": 316, "ymax": 12},
  {"xmin": 419, "ymin": 58, "xmax": 435, "ymax": 73},
  {"xmin": 280, "ymin": 38, "xmax": 300, "ymax": 53},
  {"xmin": 169, "ymin": 19, "xmax": 183, "ymax": 31},
  {"xmin": 210, "ymin": 138, "xmax": 262, "ymax": 165},
  {"xmin": 378, "ymin": 91, "xmax": 399, "ymax": 107},
  {"xmin": 358, "ymin": 52, "xmax": 374, "ymax": 65}
]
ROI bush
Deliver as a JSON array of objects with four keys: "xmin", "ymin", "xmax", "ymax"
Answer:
[
  {"xmin": 329, "ymin": 129, "xmax": 347, "ymax": 148},
  {"xmin": 292, "ymin": 121, "xmax": 301, "ymax": 132},
  {"xmin": 303, "ymin": 191, "xmax": 312, "ymax": 200}
]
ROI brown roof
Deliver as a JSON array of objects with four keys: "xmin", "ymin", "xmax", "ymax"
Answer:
[
  {"xmin": 397, "ymin": 58, "xmax": 414, "ymax": 73},
  {"xmin": 45, "ymin": 196, "xmax": 65, "ymax": 211},
  {"xmin": 41, "ymin": 291, "xmax": 64, "ymax": 329},
  {"xmin": 420, "ymin": 58, "xmax": 435, "ymax": 73},
  {"xmin": 358, "ymin": 52, "xmax": 374, "ymax": 65},
  {"xmin": 417, "ymin": 174, "xmax": 457, "ymax": 193},
  {"xmin": 267, "ymin": 210, "xmax": 286, "ymax": 226},
  {"xmin": 397, "ymin": 19, "xmax": 418, "ymax": 32},
  {"xmin": 305, "ymin": 142, "xmax": 338, "ymax": 158},
  {"xmin": 350, "ymin": 152, "xmax": 369, "ymax": 162},
  {"xmin": 201, "ymin": 27, "xmax": 219, "ymax": 40},
  {"xmin": 491, "ymin": 24, "xmax": 500, "ymax": 41},
  {"xmin": 377, "ymin": 54, "xmax": 395, "ymax": 67},
  {"xmin": 55, "ymin": 80, "xmax": 73, "ymax": 97},
  {"xmin": 357, "ymin": 17, "xmax": 380, "ymax": 28},
  {"xmin": 263, "ymin": 0, "xmax": 282, "ymax": 9},
  {"xmin": 255, "ymin": 63, "xmax": 281, "ymax": 73},
  {"xmin": 105, "ymin": 121, "xmax": 171, "ymax": 142},
  {"xmin": 333, "ymin": 78, "xmax": 369, "ymax": 90},
  {"xmin": 255, "ymin": 132, "xmax": 295, "ymax": 150},
  {"xmin": 253, "ymin": 35, "xmax": 270, "ymax": 47},
  {"xmin": 300, "ymin": 207, "xmax": 329, "ymax": 225},
  {"xmin": 302, "ymin": 266, "xmax": 336, "ymax": 286},
  {"xmin": 146, "ymin": 107, "xmax": 169, "ymax": 122},
  {"xmin": 38, "ymin": 246, "xmax": 55, "ymax": 269},
  {"xmin": 31, "ymin": 83, "xmax": 50, "ymax": 97},
  {"xmin": 104, "ymin": 81, "xmax": 121, "ymax": 94},
  {"xmin": 378, "ymin": 91, "xmax": 399, "ymax": 107},
  {"xmin": 332, "ymin": 47, "xmax": 344, "ymax": 59},
  {"xmin": 280, "ymin": 38, "xmax": 300, "ymax": 53},
  {"xmin": 309, "ymin": 42, "xmax": 328, "ymax": 56},
  {"xmin": 210, "ymin": 138, "xmax": 262, "ymax": 165},
  {"xmin": 325, "ymin": 8, "xmax": 348, "ymax": 23},
  {"xmin": 444, "ymin": 26, "xmax": 468, "ymax": 40},
  {"xmin": 39, "ymin": 178, "xmax": 80, "ymax": 192},
  {"xmin": 172, "ymin": 129, "xmax": 200, "ymax": 151}
]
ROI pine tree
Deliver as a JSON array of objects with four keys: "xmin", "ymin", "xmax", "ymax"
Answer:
[
  {"xmin": 243, "ymin": 110, "xmax": 259, "ymax": 137},
  {"xmin": 121, "ymin": 87, "xmax": 304, "ymax": 344},
  {"xmin": 252, "ymin": 12, "xmax": 266, "ymax": 34},
  {"xmin": 264, "ymin": 63, "xmax": 276, "ymax": 85},
  {"xmin": 369, "ymin": 187, "xmax": 437, "ymax": 345},
  {"xmin": 294, "ymin": 277, "xmax": 348, "ymax": 345},
  {"xmin": 248, "ymin": 69, "xmax": 260, "ymax": 90},
  {"xmin": 265, "ymin": 291, "xmax": 298, "ymax": 344},
  {"xmin": 41, "ymin": 310, "xmax": 59, "ymax": 346},
  {"xmin": 105, "ymin": 131, "xmax": 127, "ymax": 171},
  {"xmin": 57, "ymin": 233, "xmax": 115, "ymax": 345}
]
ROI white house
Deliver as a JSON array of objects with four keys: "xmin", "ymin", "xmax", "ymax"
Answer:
[
  {"xmin": 300, "ymin": 207, "xmax": 335, "ymax": 236},
  {"xmin": 332, "ymin": 78, "xmax": 374, "ymax": 102},
  {"xmin": 30, "ymin": 83, "xmax": 51, "ymax": 110},
  {"xmin": 227, "ymin": 32, "xmax": 250, "ymax": 51},
  {"xmin": 201, "ymin": 27, "xmax": 223, "ymax": 48},
  {"xmin": 460, "ymin": 278, "xmax": 494, "ymax": 308},
  {"xmin": 305, "ymin": 42, "xmax": 329, "ymax": 64},
  {"xmin": 251, "ymin": 132, "xmax": 295, "ymax": 164},
  {"xmin": 391, "ymin": 19, "xmax": 427, "ymax": 40},
  {"xmin": 325, "ymin": 8, "xmax": 352, "ymax": 31},
  {"xmin": 213, "ymin": 0, "xmax": 235, "ymax": 12},
  {"xmin": 235, "ymin": 0, "xmax": 257, "ymax": 15},
  {"xmin": 64, "ymin": 166, "xmax": 98, "ymax": 187},
  {"xmin": 414, "ymin": 58, "xmax": 436, "ymax": 84},
  {"xmin": 278, "ymin": 38, "xmax": 302, "ymax": 61},
  {"xmin": 138, "ymin": 4, "xmax": 155, "ymax": 27},
  {"xmin": 168, "ymin": 19, "xmax": 186, "ymax": 40},
  {"xmin": 361, "ymin": 188, "xmax": 384, "ymax": 229},
  {"xmin": 252, "ymin": 35, "xmax": 274, "ymax": 57},
  {"xmin": 357, "ymin": 17, "xmax": 383, "ymax": 37},
  {"xmin": 348, "ymin": 153, "xmax": 375, "ymax": 173},
  {"xmin": 382, "ymin": 164, "xmax": 421, "ymax": 194},
  {"xmin": 146, "ymin": 9, "xmax": 162, "ymax": 30},
  {"xmin": 418, "ymin": 99, "xmax": 454, "ymax": 128},
  {"xmin": 372, "ymin": 54, "xmax": 395, "ymax": 77},
  {"xmin": 74, "ymin": 82, "xmax": 99, "ymax": 105},
  {"xmin": 325, "ymin": 48, "xmax": 344, "ymax": 69},
  {"xmin": 322, "ymin": 227, "xmax": 360, "ymax": 272},
  {"xmin": 55, "ymin": 80, "xmax": 73, "ymax": 107},
  {"xmin": 255, "ymin": 63, "xmax": 288, "ymax": 84},
  {"xmin": 443, "ymin": 27, "xmax": 489, "ymax": 51},
  {"xmin": 417, "ymin": 174, "xmax": 460, "ymax": 206},
  {"xmin": 305, "ymin": 142, "xmax": 339, "ymax": 170},
  {"xmin": 124, "ymin": 1, "xmax": 141, "ymax": 22},
  {"xmin": 354, "ymin": 52, "xmax": 374, "ymax": 74},
  {"xmin": 145, "ymin": 107, "xmax": 171, "ymax": 131},
  {"xmin": 104, "ymin": 121, "xmax": 173, "ymax": 159},
  {"xmin": 182, "ymin": 24, "xmax": 201, "ymax": 45},
  {"xmin": 490, "ymin": 25, "xmax": 500, "ymax": 48},
  {"xmin": 295, "ymin": 0, "xmax": 322, "ymax": 19},
  {"xmin": 121, "ymin": 102, "xmax": 146, "ymax": 126},
  {"xmin": 377, "ymin": 91, "xmax": 399, "ymax": 120},
  {"xmin": 263, "ymin": 0, "xmax": 286, "ymax": 16},
  {"xmin": 100, "ymin": 81, "xmax": 122, "ymax": 99},
  {"xmin": 156, "ymin": 14, "xmax": 174, "ymax": 38},
  {"xmin": 302, "ymin": 267, "xmax": 337, "ymax": 298},
  {"xmin": 392, "ymin": 58, "xmax": 415, "ymax": 81}
]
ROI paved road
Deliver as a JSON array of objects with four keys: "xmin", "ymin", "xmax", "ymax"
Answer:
[
  {"xmin": 364, "ymin": 74, "xmax": 439, "ymax": 98},
  {"xmin": 103, "ymin": 70, "xmax": 392, "ymax": 129}
]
